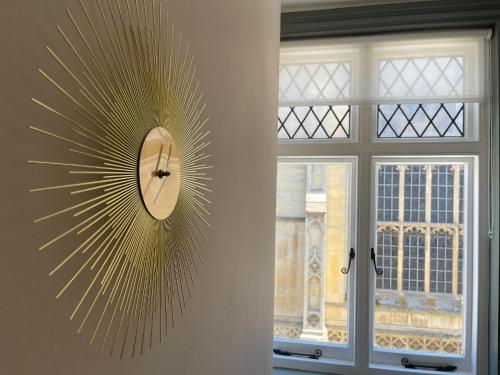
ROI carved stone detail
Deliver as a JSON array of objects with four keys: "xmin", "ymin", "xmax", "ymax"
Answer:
[{"xmin": 300, "ymin": 164, "xmax": 328, "ymax": 341}]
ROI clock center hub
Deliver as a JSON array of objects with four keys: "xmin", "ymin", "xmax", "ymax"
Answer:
[{"xmin": 138, "ymin": 127, "xmax": 181, "ymax": 220}]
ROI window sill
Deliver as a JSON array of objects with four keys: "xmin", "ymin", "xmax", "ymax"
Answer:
[
  {"xmin": 274, "ymin": 357, "xmax": 476, "ymax": 375},
  {"xmin": 273, "ymin": 355, "xmax": 353, "ymax": 375}
]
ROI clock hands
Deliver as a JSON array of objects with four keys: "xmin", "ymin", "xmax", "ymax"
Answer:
[
  {"xmin": 154, "ymin": 144, "xmax": 164, "ymax": 174},
  {"xmin": 156, "ymin": 144, "xmax": 172, "ymax": 178},
  {"xmin": 154, "ymin": 143, "xmax": 173, "ymax": 204},
  {"xmin": 144, "ymin": 144, "xmax": 164, "ymax": 195}
]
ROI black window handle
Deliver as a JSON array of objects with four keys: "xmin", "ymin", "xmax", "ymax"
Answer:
[
  {"xmin": 401, "ymin": 358, "xmax": 457, "ymax": 372},
  {"xmin": 370, "ymin": 248, "xmax": 384, "ymax": 276},
  {"xmin": 341, "ymin": 248, "xmax": 355, "ymax": 274}
]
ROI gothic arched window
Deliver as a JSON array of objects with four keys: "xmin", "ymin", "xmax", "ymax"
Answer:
[
  {"xmin": 430, "ymin": 230, "xmax": 454, "ymax": 294},
  {"xmin": 404, "ymin": 165, "xmax": 426, "ymax": 222},
  {"xmin": 377, "ymin": 166, "xmax": 399, "ymax": 222},
  {"xmin": 376, "ymin": 228, "xmax": 398, "ymax": 290},
  {"xmin": 403, "ymin": 229, "xmax": 425, "ymax": 292}
]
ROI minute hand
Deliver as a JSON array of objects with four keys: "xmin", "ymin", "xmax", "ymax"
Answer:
[
  {"xmin": 154, "ymin": 144, "xmax": 173, "ymax": 203},
  {"xmin": 144, "ymin": 144, "xmax": 164, "ymax": 195},
  {"xmin": 154, "ymin": 144, "xmax": 164, "ymax": 174},
  {"xmin": 157, "ymin": 144, "xmax": 172, "ymax": 178}
]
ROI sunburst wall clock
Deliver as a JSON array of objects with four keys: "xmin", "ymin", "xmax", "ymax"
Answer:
[{"xmin": 27, "ymin": 0, "xmax": 211, "ymax": 358}]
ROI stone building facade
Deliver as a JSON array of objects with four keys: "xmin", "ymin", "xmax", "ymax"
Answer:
[{"xmin": 274, "ymin": 162, "xmax": 464, "ymax": 354}]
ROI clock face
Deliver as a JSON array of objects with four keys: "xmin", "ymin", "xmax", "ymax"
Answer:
[{"xmin": 138, "ymin": 127, "xmax": 181, "ymax": 220}]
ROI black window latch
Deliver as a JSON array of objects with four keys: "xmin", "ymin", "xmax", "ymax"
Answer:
[
  {"xmin": 371, "ymin": 247, "xmax": 384, "ymax": 276},
  {"xmin": 274, "ymin": 349, "xmax": 322, "ymax": 360},
  {"xmin": 341, "ymin": 248, "xmax": 355, "ymax": 274},
  {"xmin": 401, "ymin": 358, "xmax": 457, "ymax": 372}
]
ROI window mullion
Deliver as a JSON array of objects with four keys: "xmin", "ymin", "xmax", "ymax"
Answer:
[{"xmin": 355, "ymin": 104, "xmax": 372, "ymax": 369}]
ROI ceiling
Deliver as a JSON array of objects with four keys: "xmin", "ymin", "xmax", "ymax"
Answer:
[{"xmin": 281, "ymin": 0, "xmax": 432, "ymax": 12}]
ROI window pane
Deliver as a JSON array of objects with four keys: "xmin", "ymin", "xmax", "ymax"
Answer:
[
  {"xmin": 374, "ymin": 161, "xmax": 466, "ymax": 356},
  {"xmin": 377, "ymin": 165, "xmax": 399, "ymax": 222},
  {"xmin": 431, "ymin": 165, "xmax": 454, "ymax": 223},
  {"xmin": 278, "ymin": 105, "xmax": 351, "ymax": 140},
  {"xmin": 378, "ymin": 57, "xmax": 464, "ymax": 98},
  {"xmin": 403, "ymin": 229, "xmax": 425, "ymax": 292},
  {"xmin": 376, "ymin": 229, "xmax": 398, "ymax": 290},
  {"xmin": 377, "ymin": 103, "xmax": 465, "ymax": 138},
  {"xmin": 279, "ymin": 63, "xmax": 351, "ymax": 103},
  {"xmin": 430, "ymin": 230, "xmax": 454, "ymax": 294},
  {"xmin": 404, "ymin": 166, "xmax": 426, "ymax": 222},
  {"xmin": 274, "ymin": 162, "xmax": 353, "ymax": 345}
]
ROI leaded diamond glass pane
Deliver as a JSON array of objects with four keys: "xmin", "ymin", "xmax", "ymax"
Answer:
[
  {"xmin": 279, "ymin": 62, "xmax": 351, "ymax": 102},
  {"xmin": 278, "ymin": 106, "xmax": 350, "ymax": 139},
  {"xmin": 378, "ymin": 57, "xmax": 464, "ymax": 98},
  {"xmin": 377, "ymin": 103, "xmax": 464, "ymax": 138}
]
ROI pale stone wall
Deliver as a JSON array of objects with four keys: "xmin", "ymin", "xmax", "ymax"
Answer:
[
  {"xmin": 324, "ymin": 165, "xmax": 349, "ymax": 332},
  {"xmin": 275, "ymin": 219, "xmax": 305, "ymax": 320},
  {"xmin": 275, "ymin": 164, "xmax": 349, "ymax": 341},
  {"xmin": 275, "ymin": 164, "xmax": 306, "ymax": 321}
]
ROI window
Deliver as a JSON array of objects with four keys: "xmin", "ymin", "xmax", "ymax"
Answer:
[
  {"xmin": 430, "ymin": 230, "xmax": 454, "ymax": 294},
  {"xmin": 377, "ymin": 56, "xmax": 464, "ymax": 98},
  {"xmin": 274, "ymin": 159, "xmax": 356, "ymax": 361},
  {"xmin": 402, "ymin": 228, "xmax": 425, "ymax": 292},
  {"xmin": 377, "ymin": 103, "xmax": 465, "ymax": 138},
  {"xmin": 274, "ymin": 30, "xmax": 489, "ymax": 375},
  {"xmin": 278, "ymin": 105, "xmax": 350, "ymax": 139},
  {"xmin": 278, "ymin": 61, "xmax": 352, "ymax": 140},
  {"xmin": 279, "ymin": 62, "xmax": 351, "ymax": 103},
  {"xmin": 404, "ymin": 166, "xmax": 426, "ymax": 222},
  {"xmin": 431, "ymin": 165, "xmax": 455, "ymax": 223},
  {"xmin": 376, "ymin": 228, "xmax": 398, "ymax": 290},
  {"xmin": 372, "ymin": 159, "xmax": 471, "ymax": 359},
  {"xmin": 377, "ymin": 165, "xmax": 399, "ymax": 222}
]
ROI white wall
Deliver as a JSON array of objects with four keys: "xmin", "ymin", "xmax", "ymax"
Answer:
[{"xmin": 0, "ymin": 1, "xmax": 280, "ymax": 374}]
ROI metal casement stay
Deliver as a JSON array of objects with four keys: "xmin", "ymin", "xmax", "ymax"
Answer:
[
  {"xmin": 401, "ymin": 357, "xmax": 457, "ymax": 372},
  {"xmin": 274, "ymin": 348, "xmax": 323, "ymax": 360}
]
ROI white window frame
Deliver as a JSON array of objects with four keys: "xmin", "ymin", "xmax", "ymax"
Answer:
[
  {"xmin": 274, "ymin": 144, "xmax": 488, "ymax": 375},
  {"xmin": 274, "ymin": 30, "xmax": 490, "ymax": 375},
  {"xmin": 273, "ymin": 156, "xmax": 358, "ymax": 363},
  {"xmin": 368, "ymin": 155, "xmax": 477, "ymax": 373}
]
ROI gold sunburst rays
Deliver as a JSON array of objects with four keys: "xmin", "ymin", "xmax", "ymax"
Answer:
[{"xmin": 28, "ymin": 0, "xmax": 211, "ymax": 358}]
